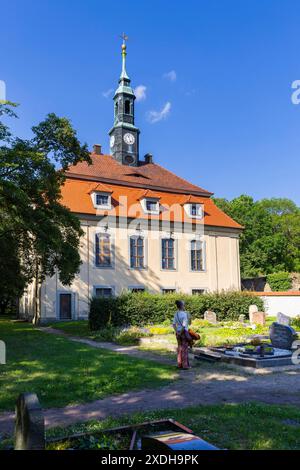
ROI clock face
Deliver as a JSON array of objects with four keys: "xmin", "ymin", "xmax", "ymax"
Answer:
[
  {"xmin": 110, "ymin": 136, "xmax": 115, "ymax": 148},
  {"xmin": 124, "ymin": 133, "xmax": 135, "ymax": 145}
]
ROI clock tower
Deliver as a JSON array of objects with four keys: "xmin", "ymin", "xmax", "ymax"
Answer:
[{"xmin": 109, "ymin": 36, "xmax": 140, "ymax": 166}]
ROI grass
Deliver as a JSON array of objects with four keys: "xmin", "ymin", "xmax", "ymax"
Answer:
[
  {"xmin": 0, "ymin": 319, "xmax": 176, "ymax": 411},
  {"xmin": 45, "ymin": 402, "xmax": 300, "ymax": 450}
]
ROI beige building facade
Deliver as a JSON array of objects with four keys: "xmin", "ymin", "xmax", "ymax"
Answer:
[{"xmin": 19, "ymin": 40, "xmax": 242, "ymax": 322}]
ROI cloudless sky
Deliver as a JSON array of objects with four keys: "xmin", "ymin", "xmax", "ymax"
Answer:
[{"xmin": 2, "ymin": 0, "xmax": 300, "ymax": 203}]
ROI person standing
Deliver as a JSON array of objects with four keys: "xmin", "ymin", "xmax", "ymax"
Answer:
[{"xmin": 172, "ymin": 300, "xmax": 191, "ymax": 369}]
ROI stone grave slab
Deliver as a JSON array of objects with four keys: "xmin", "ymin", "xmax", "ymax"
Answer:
[
  {"xmin": 277, "ymin": 312, "xmax": 291, "ymax": 326},
  {"xmin": 269, "ymin": 322, "xmax": 297, "ymax": 350},
  {"xmin": 15, "ymin": 392, "xmax": 45, "ymax": 450},
  {"xmin": 204, "ymin": 310, "xmax": 217, "ymax": 324},
  {"xmin": 249, "ymin": 311, "xmax": 266, "ymax": 326}
]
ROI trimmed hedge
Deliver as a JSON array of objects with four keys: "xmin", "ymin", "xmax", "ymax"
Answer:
[
  {"xmin": 267, "ymin": 272, "xmax": 292, "ymax": 292},
  {"xmin": 89, "ymin": 291, "xmax": 264, "ymax": 330}
]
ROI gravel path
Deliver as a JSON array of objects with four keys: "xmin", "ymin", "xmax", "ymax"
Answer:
[{"xmin": 1, "ymin": 327, "xmax": 300, "ymax": 437}]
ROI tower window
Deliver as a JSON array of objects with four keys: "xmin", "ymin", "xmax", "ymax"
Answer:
[
  {"xmin": 125, "ymin": 100, "xmax": 130, "ymax": 114},
  {"xmin": 124, "ymin": 155, "xmax": 134, "ymax": 164}
]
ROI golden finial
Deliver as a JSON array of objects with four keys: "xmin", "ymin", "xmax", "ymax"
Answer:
[{"xmin": 119, "ymin": 33, "xmax": 129, "ymax": 80}]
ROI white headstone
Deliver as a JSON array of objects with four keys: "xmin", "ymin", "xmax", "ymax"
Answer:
[
  {"xmin": 249, "ymin": 305, "xmax": 258, "ymax": 315},
  {"xmin": 277, "ymin": 312, "xmax": 290, "ymax": 326},
  {"xmin": 204, "ymin": 310, "xmax": 217, "ymax": 324}
]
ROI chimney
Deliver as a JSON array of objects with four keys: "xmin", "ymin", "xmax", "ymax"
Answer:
[
  {"xmin": 144, "ymin": 153, "xmax": 153, "ymax": 164},
  {"xmin": 93, "ymin": 144, "xmax": 102, "ymax": 155}
]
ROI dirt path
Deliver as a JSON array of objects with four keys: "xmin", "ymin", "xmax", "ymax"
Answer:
[{"xmin": 1, "ymin": 327, "xmax": 300, "ymax": 437}]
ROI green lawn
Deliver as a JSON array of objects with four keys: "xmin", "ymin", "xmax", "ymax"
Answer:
[
  {"xmin": 0, "ymin": 319, "xmax": 176, "ymax": 411},
  {"xmin": 46, "ymin": 402, "xmax": 300, "ymax": 450}
]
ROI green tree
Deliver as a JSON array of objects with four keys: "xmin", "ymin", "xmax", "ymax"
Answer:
[
  {"xmin": 214, "ymin": 195, "xmax": 299, "ymax": 278},
  {"xmin": 0, "ymin": 102, "xmax": 91, "ymax": 322}
]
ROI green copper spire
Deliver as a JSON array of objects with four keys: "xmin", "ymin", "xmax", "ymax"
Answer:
[
  {"xmin": 114, "ymin": 33, "xmax": 134, "ymax": 97},
  {"xmin": 120, "ymin": 33, "xmax": 130, "ymax": 82}
]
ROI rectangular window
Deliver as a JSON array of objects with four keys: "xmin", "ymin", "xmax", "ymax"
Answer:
[
  {"xmin": 162, "ymin": 238, "xmax": 175, "ymax": 270},
  {"xmin": 95, "ymin": 233, "xmax": 112, "ymax": 267},
  {"xmin": 129, "ymin": 287, "xmax": 145, "ymax": 293},
  {"xmin": 191, "ymin": 240, "xmax": 204, "ymax": 271},
  {"xmin": 95, "ymin": 193, "xmax": 110, "ymax": 207},
  {"xmin": 192, "ymin": 289, "xmax": 205, "ymax": 295},
  {"xmin": 95, "ymin": 287, "xmax": 113, "ymax": 298},
  {"xmin": 145, "ymin": 200, "xmax": 159, "ymax": 213},
  {"xmin": 190, "ymin": 204, "xmax": 198, "ymax": 216},
  {"xmin": 162, "ymin": 288, "xmax": 176, "ymax": 294},
  {"xmin": 130, "ymin": 236, "xmax": 144, "ymax": 269}
]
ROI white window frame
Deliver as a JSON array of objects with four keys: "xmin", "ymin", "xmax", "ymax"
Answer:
[
  {"xmin": 128, "ymin": 285, "xmax": 146, "ymax": 293},
  {"xmin": 141, "ymin": 197, "xmax": 160, "ymax": 215},
  {"xmin": 92, "ymin": 191, "xmax": 112, "ymax": 210},
  {"xmin": 184, "ymin": 203, "xmax": 203, "ymax": 219},
  {"xmin": 94, "ymin": 231, "xmax": 115, "ymax": 269},
  {"xmin": 190, "ymin": 288, "xmax": 207, "ymax": 295},
  {"xmin": 160, "ymin": 236, "xmax": 178, "ymax": 271},
  {"xmin": 161, "ymin": 287, "xmax": 177, "ymax": 294},
  {"xmin": 189, "ymin": 240, "xmax": 206, "ymax": 272},
  {"xmin": 128, "ymin": 234, "xmax": 148, "ymax": 270},
  {"xmin": 93, "ymin": 285, "xmax": 115, "ymax": 298}
]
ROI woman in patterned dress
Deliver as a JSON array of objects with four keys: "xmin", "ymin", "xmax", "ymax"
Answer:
[{"xmin": 172, "ymin": 300, "xmax": 191, "ymax": 369}]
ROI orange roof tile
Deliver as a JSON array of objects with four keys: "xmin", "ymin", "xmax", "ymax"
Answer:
[{"xmin": 60, "ymin": 178, "xmax": 242, "ymax": 230}]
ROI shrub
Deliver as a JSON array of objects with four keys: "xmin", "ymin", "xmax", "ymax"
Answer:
[
  {"xmin": 291, "ymin": 316, "xmax": 300, "ymax": 330},
  {"xmin": 89, "ymin": 297, "xmax": 117, "ymax": 331},
  {"xmin": 148, "ymin": 325, "xmax": 174, "ymax": 335},
  {"xmin": 115, "ymin": 326, "xmax": 152, "ymax": 345},
  {"xmin": 92, "ymin": 325, "xmax": 120, "ymax": 342},
  {"xmin": 267, "ymin": 272, "xmax": 292, "ymax": 292},
  {"xmin": 89, "ymin": 291, "xmax": 264, "ymax": 329}
]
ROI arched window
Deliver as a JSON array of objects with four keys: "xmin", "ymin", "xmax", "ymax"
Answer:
[
  {"xmin": 115, "ymin": 102, "xmax": 119, "ymax": 119},
  {"xmin": 95, "ymin": 233, "xmax": 112, "ymax": 267},
  {"xmin": 130, "ymin": 236, "xmax": 144, "ymax": 269},
  {"xmin": 162, "ymin": 238, "xmax": 175, "ymax": 270},
  {"xmin": 125, "ymin": 99, "xmax": 130, "ymax": 115},
  {"xmin": 190, "ymin": 240, "xmax": 204, "ymax": 271}
]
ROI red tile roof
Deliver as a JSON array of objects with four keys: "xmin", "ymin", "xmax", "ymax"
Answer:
[
  {"xmin": 62, "ymin": 152, "xmax": 242, "ymax": 230},
  {"xmin": 66, "ymin": 152, "xmax": 213, "ymax": 196},
  {"xmin": 60, "ymin": 178, "xmax": 242, "ymax": 230}
]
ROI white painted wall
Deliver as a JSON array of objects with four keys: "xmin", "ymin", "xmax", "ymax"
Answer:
[
  {"xmin": 32, "ymin": 218, "xmax": 241, "ymax": 320},
  {"xmin": 261, "ymin": 295, "xmax": 300, "ymax": 318}
]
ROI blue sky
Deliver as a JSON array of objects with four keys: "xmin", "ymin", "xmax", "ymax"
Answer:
[{"xmin": 2, "ymin": 0, "xmax": 300, "ymax": 203}]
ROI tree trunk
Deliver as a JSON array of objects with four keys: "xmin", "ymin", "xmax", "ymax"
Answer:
[{"xmin": 32, "ymin": 262, "xmax": 40, "ymax": 325}]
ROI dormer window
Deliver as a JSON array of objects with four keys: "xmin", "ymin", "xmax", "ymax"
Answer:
[
  {"xmin": 146, "ymin": 200, "xmax": 158, "ymax": 212},
  {"xmin": 93, "ymin": 192, "xmax": 112, "ymax": 210},
  {"xmin": 184, "ymin": 203, "xmax": 203, "ymax": 219},
  {"xmin": 141, "ymin": 198, "xmax": 160, "ymax": 215}
]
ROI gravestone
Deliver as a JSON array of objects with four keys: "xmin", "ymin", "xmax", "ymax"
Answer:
[
  {"xmin": 277, "ymin": 312, "xmax": 291, "ymax": 326},
  {"xmin": 249, "ymin": 305, "xmax": 258, "ymax": 315},
  {"xmin": 0, "ymin": 340, "xmax": 5, "ymax": 364},
  {"xmin": 238, "ymin": 314, "xmax": 246, "ymax": 323},
  {"xmin": 142, "ymin": 431, "xmax": 219, "ymax": 450},
  {"xmin": 204, "ymin": 310, "xmax": 217, "ymax": 324},
  {"xmin": 15, "ymin": 393, "xmax": 45, "ymax": 450},
  {"xmin": 269, "ymin": 322, "xmax": 297, "ymax": 350},
  {"xmin": 249, "ymin": 311, "xmax": 266, "ymax": 326}
]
